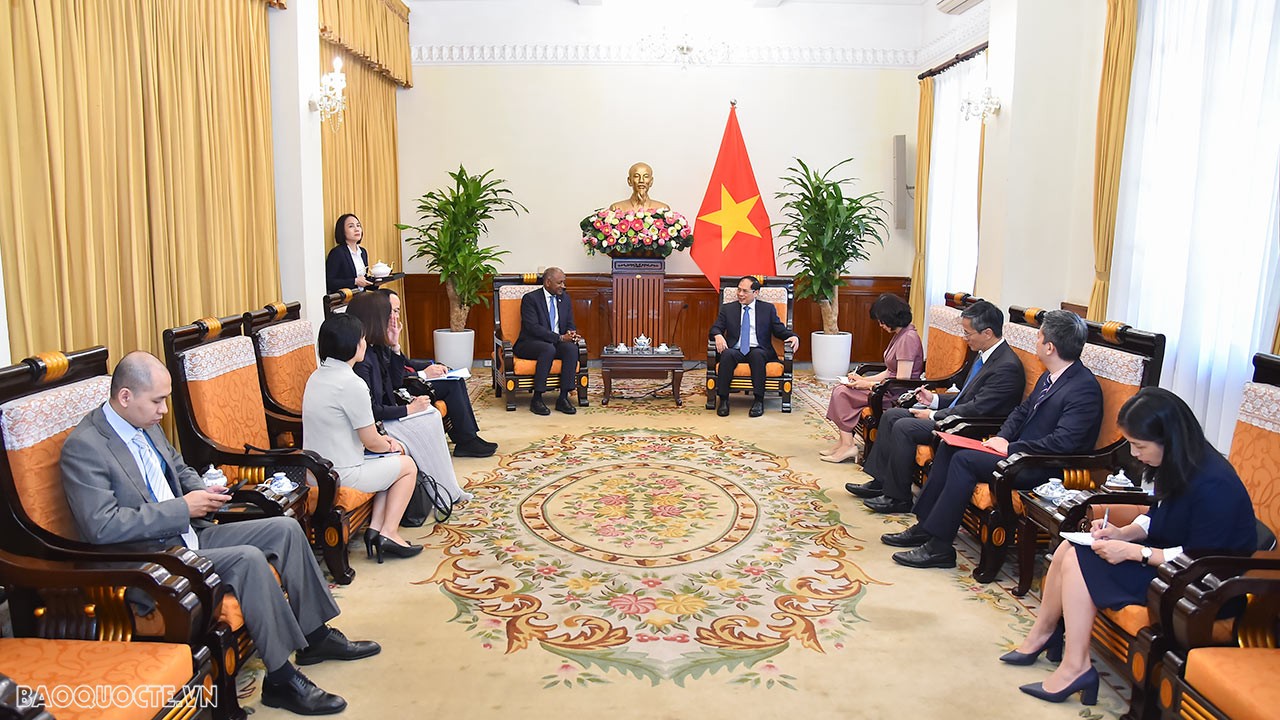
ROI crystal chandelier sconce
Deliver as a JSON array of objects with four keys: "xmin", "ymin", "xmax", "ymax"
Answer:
[
  {"xmin": 309, "ymin": 57, "xmax": 347, "ymax": 129},
  {"xmin": 960, "ymin": 87, "xmax": 1001, "ymax": 123},
  {"xmin": 645, "ymin": 31, "xmax": 729, "ymax": 69}
]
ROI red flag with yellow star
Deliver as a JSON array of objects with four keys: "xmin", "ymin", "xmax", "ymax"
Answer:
[{"xmin": 691, "ymin": 105, "xmax": 775, "ymax": 289}]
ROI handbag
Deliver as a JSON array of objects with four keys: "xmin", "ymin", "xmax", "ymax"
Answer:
[{"xmin": 400, "ymin": 471, "xmax": 452, "ymax": 527}]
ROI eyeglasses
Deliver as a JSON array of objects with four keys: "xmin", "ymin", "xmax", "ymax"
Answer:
[{"xmin": 960, "ymin": 329, "xmax": 980, "ymax": 338}]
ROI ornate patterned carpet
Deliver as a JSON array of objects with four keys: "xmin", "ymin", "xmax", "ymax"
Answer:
[{"xmin": 244, "ymin": 368, "xmax": 1127, "ymax": 719}]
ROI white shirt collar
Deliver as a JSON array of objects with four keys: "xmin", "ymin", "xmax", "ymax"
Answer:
[{"xmin": 977, "ymin": 338, "xmax": 1005, "ymax": 364}]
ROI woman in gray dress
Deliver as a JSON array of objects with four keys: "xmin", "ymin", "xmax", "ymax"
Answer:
[{"xmin": 303, "ymin": 314, "xmax": 422, "ymax": 561}]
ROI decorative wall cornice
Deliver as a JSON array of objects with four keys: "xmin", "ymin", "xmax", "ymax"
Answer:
[
  {"xmin": 411, "ymin": 43, "xmax": 919, "ymax": 68},
  {"xmin": 916, "ymin": 3, "xmax": 990, "ymax": 70}
]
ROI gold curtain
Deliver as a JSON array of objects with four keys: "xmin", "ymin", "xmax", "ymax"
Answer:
[
  {"xmin": 319, "ymin": 0, "xmax": 412, "ymax": 88},
  {"xmin": 909, "ymin": 77, "xmax": 935, "ymax": 331},
  {"xmin": 1087, "ymin": 0, "xmax": 1138, "ymax": 321},
  {"xmin": 319, "ymin": 41, "xmax": 405, "ymax": 344},
  {"xmin": 0, "ymin": 1, "xmax": 280, "ymax": 365}
]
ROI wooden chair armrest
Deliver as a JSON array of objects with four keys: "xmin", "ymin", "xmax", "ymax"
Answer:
[
  {"xmin": 1170, "ymin": 556, "xmax": 1280, "ymax": 649},
  {"xmin": 849, "ymin": 362, "xmax": 886, "ymax": 376},
  {"xmin": 936, "ymin": 416, "xmax": 1003, "ymax": 437},
  {"xmin": 0, "ymin": 554, "xmax": 209, "ymax": 645}
]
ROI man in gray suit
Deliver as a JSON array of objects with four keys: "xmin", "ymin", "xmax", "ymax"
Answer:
[
  {"xmin": 846, "ymin": 301, "xmax": 1026, "ymax": 513},
  {"xmin": 60, "ymin": 352, "xmax": 377, "ymax": 716}
]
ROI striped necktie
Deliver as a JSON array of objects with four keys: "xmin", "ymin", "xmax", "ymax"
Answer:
[
  {"xmin": 1031, "ymin": 377, "xmax": 1054, "ymax": 411},
  {"xmin": 131, "ymin": 430, "xmax": 199, "ymax": 550}
]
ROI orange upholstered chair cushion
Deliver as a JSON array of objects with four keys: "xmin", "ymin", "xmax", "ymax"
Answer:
[
  {"xmin": 1100, "ymin": 605, "xmax": 1149, "ymax": 636},
  {"xmin": 182, "ymin": 337, "xmax": 270, "ymax": 451},
  {"xmin": 732, "ymin": 363, "xmax": 784, "ymax": 378},
  {"xmin": 1184, "ymin": 647, "xmax": 1280, "ymax": 720},
  {"xmin": 924, "ymin": 305, "xmax": 968, "ymax": 380},
  {"xmin": 0, "ymin": 375, "xmax": 112, "ymax": 541},
  {"xmin": 1001, "ymin": 322, "xmax": 1047, "ymax": 401},
  {"xmin": 513, "ymin": 358, "xmax": 563, "ymax": 375},
  {"xmin": 305, "ymin": 485, "xmax": 375, "ymax": 516},
  {"xmin": 970, "ymin": 484, "xmax": 1025, "ymax": 515},
  {"xmin": 1087, "ymin": 504, "xmax": 1148, "ymax": 529},
  {"xmin": 256, "ymin": 319, "xmax": 316, "ymax": 414},
  {"xmin": 1230, "ymin": 382, "xmax": 1280, "ymax": 534},
  {"xmin": 915, "ymin": 445, "xmax": 935, "ymax": 467},
  {"xmin": 497, "ymin": 284, "xmax": 542, "ymax": 343},
  {"xmin": 0, "ymin": 638, "xmax": 196, "ymax": 720}
]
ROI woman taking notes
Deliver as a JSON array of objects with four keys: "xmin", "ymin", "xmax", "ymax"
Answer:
[
  {"xmin": 1003, "ymin": 388, "xmax": 1255, "ymax": 705},
  {"xmin": 303, "ymin": 314, "xmax": 423, "ymax": 562}
]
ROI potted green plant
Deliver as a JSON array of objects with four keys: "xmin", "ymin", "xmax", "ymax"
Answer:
[
  {"xmin": 776, "ymin": 158, "xmax": 889, "ymax": 381},
  {"xmin": 397, "ymin": 165, "xmax": 526, "ymax": 369}
]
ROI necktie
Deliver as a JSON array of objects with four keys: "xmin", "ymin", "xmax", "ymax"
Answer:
[
  {"xmin": 1032, "ymin": 377, "xmax": 1054, "ymax": 411},
  {"xmin": 131, "ymin": 430, "xmax": 199, "ymax": 550},
  {"xmin": 548, "ymin": 295, "xmax": 558, "ymax": 333},
  {"xmin": 959, "ymin": 354, "xmax": 985, "ymax": 393},
  {"xmin": 739, "ymin": 304, "xmax": 751, "ymax": 354}
]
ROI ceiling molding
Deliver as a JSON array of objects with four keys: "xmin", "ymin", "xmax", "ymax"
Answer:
[
  {"xmin": 916, "ymin": 3, "xmax": 990, "ymax": 70},
  {"xmin": 411, "ymin": 43, "xmax": 918, "ymax": 68}
]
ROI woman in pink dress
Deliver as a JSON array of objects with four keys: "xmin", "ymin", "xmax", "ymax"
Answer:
[{"xmin": 822, "ymin": 294, "xmax": 924, "ymax": 463}]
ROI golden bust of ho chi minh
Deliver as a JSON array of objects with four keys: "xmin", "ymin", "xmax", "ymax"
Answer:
[{"xmin": 608, "ymin": 162, "xmax": 671, "ymax": 212}]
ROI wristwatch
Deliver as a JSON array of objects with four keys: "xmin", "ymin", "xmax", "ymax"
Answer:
[{"xmin": 1140, "ymin": 546, "xmax": 1153, "ymax": 566}]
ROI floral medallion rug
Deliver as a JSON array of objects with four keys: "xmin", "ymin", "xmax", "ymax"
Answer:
[{"xmin": 414, "ymin": 427, "xmax": 881, "ymax": 689}]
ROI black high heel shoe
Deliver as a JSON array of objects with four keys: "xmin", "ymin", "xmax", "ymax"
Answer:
[
  {"xmin": 363, "ymin": 528, "xmax": 381, "ymax": 561},
  {"xmin": 377, "ymin": 535, "xmax": 423, "ymax": 560},
  {"xmin": 1000, "ymin": 620, "xmax": 1065, "ymax": 665},
  {"xmin": 1019, "ymin": 666, "xmax": 1099, "ymax": 705}
]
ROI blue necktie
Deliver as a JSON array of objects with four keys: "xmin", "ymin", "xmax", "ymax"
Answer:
[
  {"xmin": 739, "ymin": 304, "xmax": 751, "ymax": 354},
  {"xmin": 549, "ymin": 295, "xmax": 558, "ymax": 333},
  {"xmin": 959, "ymin": 355, "xmax": 984, "ymax": 393},
  {"xmin": 1031, "ymin": 377, "xmax": 1053, "ymax": 411}
]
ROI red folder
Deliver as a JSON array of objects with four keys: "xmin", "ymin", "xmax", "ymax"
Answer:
[{"xmin": 934, "ymin": 431, "xmax": 1008, "ymax": 457}]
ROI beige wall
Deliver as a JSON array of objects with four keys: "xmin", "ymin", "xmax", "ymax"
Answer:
[
  {"xmin": 396, "ymin": 64, "xmax": 919, "ymax": 280},
  {"xmin": 976, "ymin": 0, "xmax": 1106, "ymax": 313}
]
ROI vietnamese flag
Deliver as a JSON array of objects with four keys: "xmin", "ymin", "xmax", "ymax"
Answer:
[{"xmin": 691, "ymin": 105, "xmax": 775, "ymax": 289}]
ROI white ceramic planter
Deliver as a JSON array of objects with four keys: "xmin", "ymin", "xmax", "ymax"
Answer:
[
  {"xmin": 810, "ymin": 331, "xmax": 853, "ymax": 382},
  {"xmin": 432, "ymin": 329, "xmax": 476, "ymax": 370}
]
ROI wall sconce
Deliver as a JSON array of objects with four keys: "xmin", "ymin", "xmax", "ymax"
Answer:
[
  {"xmin": 961, "ymin": 87, "xmax": 1001, "ymax": 123},
  {"xmin": 642, "ymin": 30, "xmax": 729, "ymax": 69},
  {"xmin": 309, "ymin": 57, "xmax": 346, "ymax": 128}
]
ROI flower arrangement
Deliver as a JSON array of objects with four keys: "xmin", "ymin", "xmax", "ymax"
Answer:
[{"xmin": 580, "ymin": 208, "xmax": 694, "ymax": 258}]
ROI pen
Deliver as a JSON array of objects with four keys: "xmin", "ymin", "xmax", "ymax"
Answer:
[{"xmin": 1101, "ymin": 508, "xmax": 1110, "ymax": 530}]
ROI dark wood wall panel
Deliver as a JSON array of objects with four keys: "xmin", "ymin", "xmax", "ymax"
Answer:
[{"xmin": 404, "ymin": 274, "xmax": 911, "ymax": 364}]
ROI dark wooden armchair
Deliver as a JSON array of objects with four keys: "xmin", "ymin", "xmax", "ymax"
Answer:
[
  {"xmin": 0, "ymin": 347, "xmax": 233, "ymax": 719},
  {"xmin": 162, "ymin": 315, "xmax": 366, "ymax": 585},
  {"xmin": 492, "ymin": 273, "xmax": 589, "ymax": 411},
  {"xmin": 856, "ymin": 291, "xmax": 980, "ymax": 463},
  {"xmin": 1156, "ymin": 556, "xmax": 1280, "ymax": 720},
  {"xmin": 704, "ymin": 276, "xmax": 795, "ymax": 413},
  {"xmin": 321, "ymin": 286, "xmax": 370, "ymax": 318}
]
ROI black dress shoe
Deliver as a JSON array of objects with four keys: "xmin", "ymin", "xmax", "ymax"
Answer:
[
  {"xmin": 716, "ymin": 398, "xmax": 730, "ymax": 417},
  {"xmin": 473, "ymin": 436, "xmax": 499, "ymax": 452},
  {"xmin": 453, "ymin": 437, "xmax": 496, "ymax": 458},
  {"xmin": 863, "ymin": 495, "xmax": 913, "ymax": 514},
  {"xmin": 295, "ymin": 628, "xmax": 381, "ymax": 666},
  {"xmin": 881, "ymin": 523, "xmax": 930, "ymax": 547},
  {"xmin": 845, "ymin": 479, "xmax": 884, "ymax": 498},
  {"xmin": 892, "ymin": 540, "xmax": 957, "ymax": 569},
  {"xmin": 530, "ymin": 397, "xmax": 550, "ymax": 416},
  {"xmin": 555, "ymin": 395, "xmax": 577, "ymax": 414},
  {"xmin": 749, "ymin": 399, "xmax": 764, "ymax": 417},
  {"xmin": 261, "ymin": 672, "xmax": 347, "ymax": 715}
]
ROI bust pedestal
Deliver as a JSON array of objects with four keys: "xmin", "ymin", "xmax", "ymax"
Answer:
[{"xmin": 609, "ymin": 256, "xmax": 665, "ymax": 346}]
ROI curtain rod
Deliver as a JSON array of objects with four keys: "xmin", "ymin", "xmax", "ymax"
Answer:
[{"xmin": 917, "ymin": 42, "xmax": 989, "ymax": 80}]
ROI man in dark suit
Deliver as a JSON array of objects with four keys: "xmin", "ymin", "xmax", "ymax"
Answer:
[
  {"xmin": 848, "ymin": 301, "xmax": 1025, "ymax": 513},
  {"xmin": 514, "ymin": 267, "xmax": 583, "ymax": 416},
  {"xmin": 885, "ymin": 310, "xmax": 1103, "ymax": 569},
  {"xmin": 709, "ymin": 275, "xmax": 800, "ymax": 417},
  {"xmin": 60, "ymin": 352, "xmax": 378, "ymax": 716}
]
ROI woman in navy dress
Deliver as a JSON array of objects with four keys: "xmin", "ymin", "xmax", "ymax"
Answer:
[{"xmin": 1001, "ymin": 387, "xmax": 1255, "ymax": 706}]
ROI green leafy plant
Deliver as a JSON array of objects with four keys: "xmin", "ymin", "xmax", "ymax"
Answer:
[
  {"xmin": 397, "ymin": 165, "xmax": 526, "ymax": 332},
  {"xmin": 775, "ymin": 158, "xmax": 889, "ymax": 334}
]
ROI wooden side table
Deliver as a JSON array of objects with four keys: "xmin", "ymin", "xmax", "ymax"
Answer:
[{"xmin": 601, "ymin": 346, "xmax": 685, "ymax": 407}]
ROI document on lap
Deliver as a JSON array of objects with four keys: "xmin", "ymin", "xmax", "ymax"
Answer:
[
  {"xmin": 1060, "ymin": 532, "xmax": 1095, "ymax": 547},
  {"xmin": 933, "ymin": 431, "xmax": 1008, "ymax": 456},
  {"xmin": 420, "ymin": 367, "xmax": 471, "ymax": 381}
]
